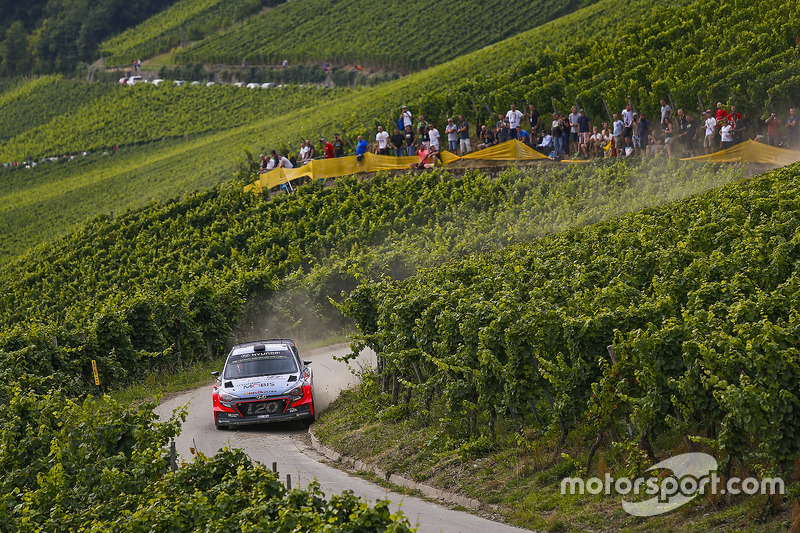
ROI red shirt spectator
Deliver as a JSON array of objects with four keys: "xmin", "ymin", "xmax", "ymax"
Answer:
[
  {"xmin": 322, "ymin": 138, "xmax": 335, "ymax": 159},
  {"xmin": 715, "ymin": 102, "xmax": 727, "ymax": 122}
]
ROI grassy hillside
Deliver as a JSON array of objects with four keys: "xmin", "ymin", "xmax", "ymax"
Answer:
[
  {"xmin": 170, "ymin": 0, "xmax": 590, "ymax": 71},
  {"xmin": 0, "ymin": 81, "xmax": 342, "ymax": 161},
  {"xmin": 0, "ymin": 76, "xmax": 113, "ymax": 141},
  {"xmin": 319, "ymin": 162, "xmax": 800, "ymax": 532},
  {"xmin": 0, "ymin": 158, "xmax": 743, "ymax": 384},
  {"xmin": 3, "ymin": 0, "xmax": 798, "ymax": 265},
  {"xmin": 98, "ymin": 0, "xmax": 284, "ymax": 67}
]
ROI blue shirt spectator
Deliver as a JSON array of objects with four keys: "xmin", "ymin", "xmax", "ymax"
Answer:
[{"xmin": 355, "ymin": 136, "xmax": 369, "ymax": 160}]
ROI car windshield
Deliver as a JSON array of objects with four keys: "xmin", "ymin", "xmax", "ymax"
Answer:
[{"xmin": 224, "ymin": 351, "xmax": 298, "ymax": 379}]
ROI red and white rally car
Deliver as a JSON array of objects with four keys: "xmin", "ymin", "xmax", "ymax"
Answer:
[{"xmin": 212, "ymin": 339, "xmax": 314, "ymax": 429}]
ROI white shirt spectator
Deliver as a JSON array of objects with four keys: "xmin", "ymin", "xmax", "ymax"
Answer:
[
  {"xmin": 720, "ymin": 124, "xmax": 733, "ymax": 143},
  {"xmin": 506, "ymin": 108, "xmax": 524, "ymax": 129},
  {"xmin": 428, "ymin": 126, "xmax": 441, "ymax": 149},
  {"xmin": 401, "ymin": 109, "xmax": 412, "ymax": 128},
  {"xmin": 299, "ymin": 145, "xmax": 309, "ymax": 163},
  {"xmin": 622, "ymin": 108, "xmax": 634, "ymax": 127},
  {"xmin": 704, "ymin": 116, "xmax": 717, "ymax": 136},
  {"xmin": 376, "ymin": 130, "xmax": 389, "ymax": 150},
  {"xmin": 279, "ymin": 156, "xmax": 293, "ymax": 168},
  {"xmin": 445, "ymin": 121, "xmax": 458, "ymax": 141}
]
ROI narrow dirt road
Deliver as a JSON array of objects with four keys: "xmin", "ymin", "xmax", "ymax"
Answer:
[{"xmin": 154, "ymin": 343, "xmax": 530, "ymax": 533}]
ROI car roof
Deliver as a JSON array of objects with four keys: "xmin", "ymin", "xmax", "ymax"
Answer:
[{"xmin": 228, "ymin": 339, "xmax": 297, "ymax": 357}]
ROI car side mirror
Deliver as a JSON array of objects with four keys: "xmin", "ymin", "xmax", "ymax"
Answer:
[
  {"xmin": 303, "ymin": 360, "xmax": 312, "ymax": 366},
  {"xmin": 211, "ymin": 371, "xmax": 219, "ymax": 377}
]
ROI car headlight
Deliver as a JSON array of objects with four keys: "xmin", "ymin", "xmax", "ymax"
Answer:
[
  {"xmin": 219, "ymin": 390, "xmax": 239, "ymax": 403},
  {"xmin": 289, "ymin": 386, "xmax": 303, "ymax": 397}
]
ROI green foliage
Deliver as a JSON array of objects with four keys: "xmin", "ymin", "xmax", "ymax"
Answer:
[
  {"xmin": 0, "ymin": 158, "xmax": 743, "ymax": 390},
  {"xmin": 0, "ymin": 0, "xmax": 182, "ymax": 76},
  {"xmin": 0, "ymin": 386, "xmax": 411, "ymax": 531},
  {"xmin": 342, "ymin": 162, "xmax": 800, "ymax": 471},
  {"xmin": 172, "ymin": 0, "xmax": 589, "ymax": 71},
  {"xmin": 99, "ymin": 0, "xmax": 285, "ymax": 67},
  {"xmin": 0, "ymin": 81, "xmax": 343, "ymax": 161},
  {"xmin": 0, "ymin": 76, "xmax": 113, "ymax": 141}
]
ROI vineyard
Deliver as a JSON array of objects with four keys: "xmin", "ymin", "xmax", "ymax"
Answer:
[
  {"xmin": 334, "ymin": 161, "xmax": 800, "ymax": 481},
  {"xmin": 0, "ymin": 81, "xmax": 343, "ymax": 162},
  {"xmin": 0, "ymin": 388, "xmax": 412, "ymax": 531},
  {"xmin": 3, "ymin": 0, "xmax": 800, "ymax": 529},
  {"xmin": 4, "ymin": 0, "xmax": 796, "ymax": 266},
  {"xmin": 99, "ymin": 0, "xmax": 285, "ymax": 67},
  {"xmin": 0, "ymin": 158, "xmax": 744, "ymax": 390},
  {"xmin": 169, "ymin": 0, "xmax": 589, "ymax": 71}
]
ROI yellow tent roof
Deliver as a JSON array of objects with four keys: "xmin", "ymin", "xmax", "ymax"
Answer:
[
  {"xmin": 439, "ymin": 139, "xmax": 550, "ymax": 164},
  {"xmin": 681, "ymin": 140, "xmax": 800, "ymax": 165}
]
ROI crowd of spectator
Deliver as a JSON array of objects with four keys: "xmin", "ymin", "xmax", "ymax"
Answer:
[{"xmin": 254, "ymin": 100, "xmax": 800, "ymax": 175}]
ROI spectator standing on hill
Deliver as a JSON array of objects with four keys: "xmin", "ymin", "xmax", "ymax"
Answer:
[
  {"xmin": 551, "ymin": 113, "xmax": 564, "ymax": 158},
  {"xmin": 568, "ymin": 106, "xmax": 581, "ymax": 155},
  {"xmin": 622, "ymin": 103, "xmax": 634, "ymax": 138},
  {"xmin": 527, "ymin": 104, "xmax": 541, "ymax": 133},
  {"xmin": 715, "ymin": 102, "xmax": 727, "ymax": 122},
  {"xmin": 638, "ymin": 114, "xmax": 651, "ymax": 155},
  {"xmin": 496, "ymin": 114, "xmax": 510, "ymax": 143},
  {"xmin": 305, "ymin": 139, "xmax": 316, "ymax": 161},
  {"xmin": 719, "ymin": 119, "xmax": 734, "ymax": 150},
  {"xmin": 375, "ymin": 126, "xmax": 390, "ymax": 155},
  {"xmin": 458, "ymin": 116, "xmax": 471, "ymax": 154},
  {"xmin": 390, "ymin": 128, "xmax": 405, "ymax": 156},
  {"xmin": 702, "ymin": 110, "xmax": 717, "ymax": 154},
  {"xmin": 561, "ymin": 118, "xmax": 571, "ymax": 156},
  {"xmin": 577, "ymin": 109, "xmax": 591, "ymax": 153},
  {"xmin": 660, "ymin": 99, "xmax": 673, "ymax": 125},
  {"xmin": 676, "ymin": 109, "xmax": 692, "ymax": 156},
  {"xmin": 401, "ymin": 106, "xmax": 412, "ymax": 129},
  {"xmin": 787, "ymin": 108, "xmax": 799, "ymax": 148},
  {"xmin": 333, "ymin": 134, "xmax": 345, "ymax": 157},
  {"xmin": 612, "ymin": 113, "xmax": 624, "ymax": 157},
  {"xmin": 733, "ymin": 115, "xmax": 749, "ymax": 144},
  {"xmin": 259, "ymin": 153, "xmax": 270, "ymax": 173},
  {"xmin": 663, "ymin": 118, "xmax": 675, "ymax": 157},
  {"xmin": 355, "ymin": 135, "xmax": 369, "ymax": 161},
  {"xmin": 418, "ymin": 121, "xmax": 430, "ymax": 149},
  {"xmin": 416, "ymin": 115, "xmax": 428, "ymax": 134},
  {"xmin": 299, "ymin": 142, "xmax": 310, "ymax": 165},
  {"xmin": 445, "ymin": 118, "xmax": 459, "ymax": 152},
  {"xmin": 404, "ymin": 125, "xmax": 417, "ymax": 156},
  {"xmin": 506, "ymin": 104, "xmax": 524, "ymax": 139},
  {"xmin": 727, "ymin": 105, "xmax": 742, "ymax": 123},
  {"xmin": 765, "ymin": 113, "xmax": 781, "ymax": 146},
  {"xmin": 322, "ymin": 138, "xmax": 335, "ymax": 159},
  {"xmin": 428, "ymin": 123, "xmax": 441, "ymax": 151},
  {"xmin": 630, "ymin": 115, "xmax": 641, "ymax": 155}
]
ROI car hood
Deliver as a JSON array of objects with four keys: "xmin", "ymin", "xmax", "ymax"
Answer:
[{"xmin": 225, "ymin": 375, "xmax": 296, "ymax": 397}]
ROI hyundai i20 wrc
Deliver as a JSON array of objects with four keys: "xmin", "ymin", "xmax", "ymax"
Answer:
[{"xmin": 212, "ymin": 339, "xmax": 315, "ymax": 429}]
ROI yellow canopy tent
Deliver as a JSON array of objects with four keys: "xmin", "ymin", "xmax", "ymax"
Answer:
[
  {"xmin": 439, "ymin": 139, "xmax": 551, "ymax": 164},
  {"xmin": 681, "ymin": 140, "xmax": 800, "ymax": 166}
]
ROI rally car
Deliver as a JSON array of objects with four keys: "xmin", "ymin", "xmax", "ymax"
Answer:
[{"xmin": 212, "ymin": 339, "xmax": 315, "ymax": 429}]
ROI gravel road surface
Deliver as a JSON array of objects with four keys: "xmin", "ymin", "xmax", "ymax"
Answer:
[{"xmin": 154, "ymin": 343, "xmax": 529, "ymax": 533}]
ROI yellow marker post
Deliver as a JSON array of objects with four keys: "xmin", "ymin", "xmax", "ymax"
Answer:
[{"xmin": 91, "ymin": 360, "xmax": 100, "ymax": 386}]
